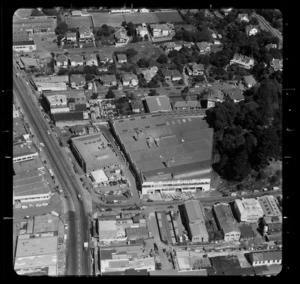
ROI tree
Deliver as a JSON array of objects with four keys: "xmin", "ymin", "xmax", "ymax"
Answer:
[
  {"xmin": 57, "ymin": 68, "xmax": 69, "ymax": 76},
  {"xmin": 106, "ymin": 89, "xmax": 115, "ymax": 99},
  {"xmin": 42, "ymin": 8, "xmax": 58, "ymax": 16},
  {"xmin": 157, "ymin": 54, "xmax": 168, "ymax": 64},
  {"xmin": 121, "ymin": 21, "xmax": 127, "ymax": 27},
  {"xmin": 249, "ymin": 17, "xmax": 259, "ymax": 26},
  {"xmin": 144, "ymin": 34, "xmax": 149, "ymax": 41},
  {"xmin": 137, "ymin": 58, "xmax": 150, "ymax": 68},
  {"xmin": 148, "ymin": 89, "xmax": 157, "ymax": 96},
  {"xmin": 126, "ymin": 22, "xmax": 135, "ymax": 36},
  {"xmin": 85, "ymin": 73, "xmax": 93, "ymax": 81},
  {"xmin": 91, "ymin": 93, "xmax": 98, "ymax": 99},
  {"xmin": 125, "ymin": 48, "xmax": 138, "ymax": 59},
  {"xmin": 55, "ymin": 22, "xmax": 68, "ymax": 35}
]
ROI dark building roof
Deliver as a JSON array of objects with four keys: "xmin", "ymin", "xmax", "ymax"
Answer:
[
  {"xmin": 52, "ymin": 111, "xmax": 84, "ymax": 122},
  {"xmin": 209, "ymin": 255, "xmax": 241, "ymax": 271},
  {"xmin": 75, "ymin": 104, "xmax": 87, "ymax": 111},
  {"xmin": 100, "ymin": 248, "xmax": 116, "ymax": 260},
  {"xmin": 13, "ymin": 40, "xmax": 35, "ymax": 46},
  {"xmin": 239, "ymin": 224, "xmax": 256, "ymax": 239}
]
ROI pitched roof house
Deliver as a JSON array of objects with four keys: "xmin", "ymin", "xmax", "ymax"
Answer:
[
  {"xmin": 196, "ymin": 42, "xmax": 211, "ymax": 53},
  {"xmin": 145, "ymin": 95, "xmax": 172, "ymax": 113},
  {"xmin": 70, "ymin": 74, "xmax": 85, "ymax": 89},
  {"xmin": 270, "ymin": 58, "xmax": 283, "ymax": 72},
  {"xmin": 230, "ymin": 53, "xmax": 254, "ymax": 69},
  {"xmin": 116, "ymin": 53, "xmax": 127, "ymax": 63},
  {"xmin": 245, "ymin": 25, "xmax": 260, "ymax": 36},
  {"xmin": 243, "ymin": 75, "xmax": 257, "ymax": 88},
  {"xmin": 136, "ymin": 26, "xmax": 149, "ymax": 38},
  {"xmin": 70, "ymin": 54, "xmax": 84, "ymax": 66},
  {"xmin": 99, "ymin": 53, "xmax": 113, "ymax": 63},
  {"xmin": 100, "ymin": 74, "xmax": 117, "ymax": 87},
  {"xmin": 140, "ymin": 66, "xmax": 158, "ymax": 82},
  {"xmin": 189, "ymin": 63, "xmax": 205, "ymax": 76},
  {"xmin": 237, "ymin": 13, "xmax": 249, "ymax": 22},
  {"xmin": 249, "ymin": 251, "xmax": 282, "ymax": 267},
  {"xmin": 121, "ymin": 73, "xmax": 138, "ymax": 87},
  {"xmin": 225, "ymin": 88, "xmax": 244, "ymax": 103},
  {"xmin": 85, "ymin": 53, "xmax": 98, "ymax": 66},
  {"xmin": 56, "ymin": 54, "xmax": 69, "ymax": 67},
  {"xmin": 114, "ymin": 28, "xmax": 130, "ymax": 46}
]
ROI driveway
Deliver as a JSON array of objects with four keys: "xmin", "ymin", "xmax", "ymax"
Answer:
[{"xmin": 182, "ymin": 68, "xmax": 189, "ymax": 86}]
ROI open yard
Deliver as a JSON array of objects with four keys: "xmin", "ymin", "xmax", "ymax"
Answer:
[
  {"xmin": 154, "ymin": 11, "xmax": 184, "ymax": 23},
  {"xmin": 124, "ymin": 13, "xmax": 159, "ymax": 24},
  {"xmin": 66, "ymin": 16, "xmax": 94, "ymax": 29},
  {"xmin": 92, "ymin": 13, "xmax": 124, "ymax": 28}
]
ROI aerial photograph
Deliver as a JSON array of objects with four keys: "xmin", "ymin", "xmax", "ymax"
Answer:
[{"xmin": 12, "ymin": 6, "xmax": 282, "ymax": 276}]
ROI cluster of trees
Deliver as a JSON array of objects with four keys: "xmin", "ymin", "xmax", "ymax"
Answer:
[
  {"xmin": 173, "ymin": 28, "xmax": 211, "ymax": 42},
  {"xmin": 55, "ymin": 22, "xmax": 68, "ymax": 35},
  {"xmin": 95, "ymin": 24, "xmax": 115, "ymax": 38},
  {"xmin": 205, "ymin": 78, "xmax": 282, "ymax": 181},
  {"xmin": 255, "ymin": 9, "xmax": 283, "ymax": 32}
]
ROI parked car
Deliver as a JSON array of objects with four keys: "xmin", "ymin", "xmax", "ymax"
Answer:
[{"xmin": 36, "ymin": 204, "xmax": 42, "ymax": 207}]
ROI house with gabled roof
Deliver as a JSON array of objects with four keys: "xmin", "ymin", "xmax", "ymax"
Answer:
[
  {"xmin": 245, "ymin": 25, "xmax": 260, "ymax": 36},
  {"xmin": 116, "ymin": 53, "xmax": 127, "ymax": 64},
  {"xmin": 70, "ymin": 74, "xmax": 85, "ymax": 89},
  {"xmin": 85, "ymin": 53, "xmax": 98, "ymax": 66},
  {"xmin": 56, "ymin": 54, "xmax": 69, "ymax": 68},
  {"xmin": 99, "ymin": 52, "xmax": 113, "ymax": 64},
  {"xmin": 114, "ymin": 27, "xmax": 130, "ymax": 46},
  {"xmin": 196, "ymin": 42, "xmax": 211, "ymax": 54},
  {"xmin": 70, "ymin": 54, "xmax": 84, "ymax": 66},
  {"xmin": 230, "ymin": 53, "xmax": 254, "ymax": 69},
  {"xmin": 189, "ymin": 63, "xmax": 205, "ymax": 76},
  {"xmin": 237, "ymin": 13, "xmax": 249, "ymax": 22},
  {"xmin": 243, "ymin": 75, "xmax": 257, "ymax": 88},
  {"xmin": 100, "ymin": 74, "xmax": 117, "ymax": 87},
  {"xmin": 121, "ymin": 73, "xmax": 138, "ymax": 87},
  {"xmin": 270, "ymin": 58, "xmax": 283, "ymax": 72}
]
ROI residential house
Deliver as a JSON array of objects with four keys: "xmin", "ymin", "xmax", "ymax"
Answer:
[
  {"xmin": 201, "ymin": 88, "xmax": 224, "ymax": 108},
  {"xmin": 189, "ymin": 63, "xmax": 205, "ymax": 76},
  {"xmin": 243, "ymin": 75, "xmax": 257, "ymax": 88},
  {"xmin": 116, "ymin": 53, "xmax": 127, "ymax": 64},
  {"xmin": 265, "ymin": 43, "xmax": 278, "ymax": 51},
  {"xmin": 99, "ymin": 53, "xmax": 114, "ymax": 64},
  {"xmin": 237, "ymin": 13, "xmax": 249, "ymax": 22},
  {"xmin": 234, "ymin": 198, "xmax": 264, "ymax": 223},
  {"xmin": 249, "ymin": 251, "xmax": 282, "ymax": 267},
  {"xmin": 161, "ymin": 42, "xmax": 182, "ymax": 53},
  {"xmin": 65, "ymin": 32, "xmax": 77, "ymax": 42},
  {"xmin": 79, "ymin": 27, "xmax": 94, "ymax": 43},
  {"xmin": 213, "ymin": 203, "xmax": 241, "ymax": 242},
  {"xmin": 140, "ymin": 66, "xmax": 158, "ymax": 83},
  {"xmin": 161, "ymin": 68, "xmax": 172, "ymax": 80},
  {"xmin": 56, "ymin": 54, "xmax": 69, "ymax": 68},
  {"xmin": 130, "ymin": 100, "xmax": 144, "ymax": 113},
  {"xmin": 173, "ymin": 101, "xmax": 201, "ymax": 110},
  {"xmin": 136, "ymin": 25, "xmax": 149, "ymax": 38},
  {"xmin": 150, "ymin": 23, "xmax": 174, "ymax": 38},
  {"xmin": 213, "ymin": 39, "xmax": 222, "ymax": 45},
  {"xmin": 70, "ymin": 54, "xmax": 84, "ymax": 66},
  {"xmin": 13, "ymin": 40, "xmax": 36, "ymax": 52},
  {"xmin": 225, "ymin": 88, "xmax": 244, "ymax": 103},
  {"xmin": 171, "ymin": 69, "xmax": 182, "ymax": 81},
  {"xmin": 270, "ymin": 58, "xmax": 283, "ymax": 72},
  {"xmin": 100, "ymin": 74, "xmax": 117, "ymax": 87},
  {"xmin": 70, "ymin": 74, "xmax": 86, "ymax": 89},
  {"xmin": 145, "ymin": 95, "xmax": 172, "ymax": 113},
  {"xmin": 121, "ymin": 73, "xmax": 138, "ymax": 87},
  {"xmin": 85, "ymin": 53, "xmax": 98, "ymax": 66},
  {"xmin": 196, "ymin": 42, "xmax": 211, "ymax": 54},
  {"xmin": 230, "ymin": 53, "xmax": 254, "ymax": 69},
  {"xmin": 114, "ymin": 28, "xmax": 130, "ymax": 46},
  {"xmin": 245, "ymin": 25, "xmax": 260, "ymax": 36},
  {"xmin": 183, "ymin": 200, "xmax": 209, "ymax": 243}
]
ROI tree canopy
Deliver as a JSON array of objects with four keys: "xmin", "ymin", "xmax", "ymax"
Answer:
[{"xmin": 55, "ymin": 22, "xmax": 68, "ymax": 35}]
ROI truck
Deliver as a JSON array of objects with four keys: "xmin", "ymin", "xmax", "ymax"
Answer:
[
  {"xmin": 51, "ymin": 211, "xmax": 60, "ymax": 217},
  {"xmin": 83, "ymin": 242, "xmax": 88, "ymax": 251},
  {"xmin": 16, "ymin": 73, "xmax": 20, "ymax": 78},
  {"xmin": 77, "ymin": 194, "xmax": 82, "ymax": 201},
  {"xmin": 49, "ymin": 169, "xmax": 54, "ymax": 179}
]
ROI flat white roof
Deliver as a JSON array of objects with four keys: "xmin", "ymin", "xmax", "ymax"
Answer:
[{"xmin": 91, "ymin": 169, "xmax": 108, "ymax": 183}]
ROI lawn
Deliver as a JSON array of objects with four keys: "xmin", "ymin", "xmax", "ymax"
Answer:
[
  {"xmin": 124, "ymin": 12, "xmax": 159, "ymax": 24},
  {"xmin": 66, "ymin": 16, "xmax": 94, "ymax": 29},
  {"xmin": 92, "ymin": 13, "xmax": 125, "ymax": 28},
  {"xmin": 154, "ymin": 11, "xmax": 184, "ymax": 23}
]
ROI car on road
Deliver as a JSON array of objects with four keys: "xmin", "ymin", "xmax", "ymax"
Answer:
[
  {"xmin": 47, "ymin": 130, "xmax": 51, "ymax": 135},
  {"xmin": 24, "ymin": 216, "xmax": 30, "ymax": 219},
  {"xmin": 29, "ymin": 204, "xmax": 34, "ymax": 208},
  {"xmin": 41, "ymin": 203, "xmax": 48, "ymax": 206},
  {"xmin": 36, "ymin": 204, "xmax": 42, "ymax": 207},
  {"xmin": 77, "ymin": 194, "xmax": 82, "ymax": 201}
]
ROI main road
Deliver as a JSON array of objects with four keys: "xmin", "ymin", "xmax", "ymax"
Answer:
[{"xmin": 13, "ymin": 62, "xmax": 91, "ymax": 276}]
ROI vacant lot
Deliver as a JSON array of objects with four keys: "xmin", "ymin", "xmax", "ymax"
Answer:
[
  {"xmin": 124, "ymin": 13, "xmax": 159, "ymax": 24},
  {"xmin": 92, "ymin": 13, "xmax": 124, "ymax": 28},
  {"xmin": 66, "ymin": 16, "xmax": 94, "ymax": 29},
  {"xmin": 154, "ymin": 11, "xmax": 184, "ymax": 23}
]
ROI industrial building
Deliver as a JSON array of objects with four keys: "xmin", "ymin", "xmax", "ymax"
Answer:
[
  {"xmin": 249, "ymin": 251, "xmax": 282, "ymax": 267},
  {"xmin": 14, "ymin": 235, "xmax": 58, "ymax": 276},
  {"xmin": 213, "ymin": 203, "xmax": 241, "ymax": 242},
  {"xmin": 13, "ymin": 16, "xmax": 56, "ymax": 35},
  {"xmin": 71, "ymin": 133, "xmax": 119, "ymax": 173},
  {"xmin": 182, "ymin": 200, "xmax": 209, "ymax": 243},
  {"xmin": 234, "ymin": 198, "xmax": 264, "ymax": 223},
  {"xmin": 144, "ymin": 95, "xmax": 172, "ymax": 113},
  {"xmin": 98, "ymin": 220, "xmax": 127, "ymax": 243},
  {"xmin": 13, "ymin": 170, "xmax": 51, "ymax": 204},
  {"xmin": 257, "ymin": 195, "xmax": 282, "ymax": 219},
  {"xmin": 13, "ymin": 155, "xmax": 44, "ymax": 175},
  {"xmin": 110, "ymin": 114, "xmax": 213, "ymax": 194}
]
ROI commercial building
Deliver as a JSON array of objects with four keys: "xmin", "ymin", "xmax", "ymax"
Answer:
[
  {"xmin": 249, "ymin": 251, "xmax": 282, "ymax": 267},
  {"xmin": 13, "ymin": 144, "xmax": 38, "ymax": 163},
  {"xmin": 20, "ymin": 56, "xmax": 39, "ymax": 70},
  {"xmin": 257, "ymin": 195, "xmax": 282, "ymax": 219},
  {"xmin": 13, "ymin": 40, "xmax": 36, "ymax": 52},
  {"xmin": 33, "ymin": 76, "xmax": 69, "ymax": 92},
  {"xmin": 13, "ymin": 170, "xmax": 51, "ymax": 204},
  {"xmin": 144, "ymin": 95, "xmax": 172, "ymax": 113},
  {"xmin": 42, "ymin": 92, "xmax": 69, "ymax": 114},
  {"xmin": 182, "ymin": 200, "xmax": 209, "ymax": 243},
  {"xmin": 71, "ymin": 133, "xmax": 119, "ymax": 173},
  {"xmin": 90, "ymin": 169, "xmax": 109, "ymax": 183},
  {"xmin": 14, "ymin": 236, "xmax": 58, "ymax": 276},
  {"xmin": 13, "ymin": 156, "xmax": 44, "ymax": 175},
  {"xmin": 125, "ymin": 227, "xmax": 149, "ymax": 240},
  {"xmin": 110, "ymin": 114, "xmax": 213, "ymax": 194},
  {"xmin": 173, "ymin": 101, "xmax": 201, "ymax": 110},
  {"xmin": 234, "ymin": 198, "xmax": 264, "ymax": 223},
  {"xmin": 13, "ymin": 17, "xmax": 56, "ymax": 35},
  {"xmin": 213, "ymin": 203, "xmax": 241, "ymax": 242}
]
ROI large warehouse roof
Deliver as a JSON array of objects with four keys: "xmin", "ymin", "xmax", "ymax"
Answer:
[{"xmin": 111, "ymin": 114, "xmax": 213, "ymax": 181}]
